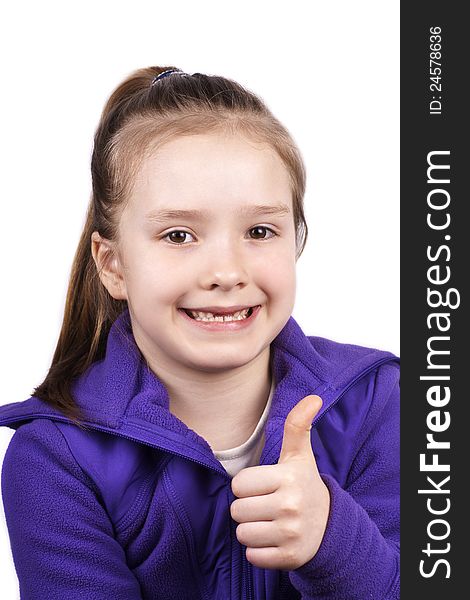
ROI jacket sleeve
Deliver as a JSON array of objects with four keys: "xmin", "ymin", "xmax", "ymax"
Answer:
[
  {"xmin": 1, "ymin": 418, "xmax": 143, "ymax": 600},
  {"xmin": 288, "ymin": 362, "xmax": 400, "ymax": 600}
]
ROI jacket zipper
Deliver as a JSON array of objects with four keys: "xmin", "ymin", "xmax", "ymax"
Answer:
[
  {"xmin": 247, "ymin": 558, "xmax": 253, "ymax": 600},
  {"xmin": 241, "ymin": 545, "xmax": 254, "ymax": 600}
]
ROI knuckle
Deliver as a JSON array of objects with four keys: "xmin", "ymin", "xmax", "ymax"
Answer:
[
  {"xmin": 280, "ymin": 497, "xmax": 300, "ymax": 518},
  {"xmin": 284, "ymin": 419, "xmax": 305, "ymax": 437},
  {"xmin": 280, "ymin": 520, "xmax": 300, "ymax": 541},
  {"xmin": 283, "ymin": 471, "xmax": 297, "ymax": 487}
]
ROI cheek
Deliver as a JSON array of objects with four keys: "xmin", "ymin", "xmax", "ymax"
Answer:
[
  {"xmin": 123, "ymin": 248, "xmax": 187, "ymax": 303},
  {"xmin": 256, "ymin": 251, "xmax": 296, "ymax": 299}
]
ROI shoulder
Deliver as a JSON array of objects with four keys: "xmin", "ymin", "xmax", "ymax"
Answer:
[
  {"xmin": 2, "ymin": 418, "xmax": 158, "ymax": 524},
  {"xmin": 319, "ymin": 358, "xmax": 399, "ymax": 443},
  {"xmin": 340, "ymin": 360, "xmax": 399, "ymax": 435},
  {"xmin": 1, "ymin": 419, "xmax": 102, "ymax": 509},
  {"xmin": 273, "ymin": 317, "xmax": 398, "ymax": 391},
  {"xmin": 2, "ymin": 418, "xmax": 87, "ymax": 478},
  {"xmin": 307, "ymin": 333, "xmax": 386, "ymax": 360},
  {"xmin": 305, "ymin": 332, "xmax": 399, "ymax": 422},
  {"xmin": 306, "ymin": 332, "xmax": 399, "ymax": 403},
  {"xmin": 313, "ymin": 360, "xmax": 399, "ymax": 484},
  {"xmin": 1, "ymin": 419, "xmax": 102, "ymax": 531},
  {"xmin": 307, "ymin": 333, "xmax": 399, "ymax": 378}
]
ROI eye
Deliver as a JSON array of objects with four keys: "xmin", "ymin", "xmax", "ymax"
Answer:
[
  {"xmin": 163, "ymin": 230, "xmax": 195, "ymax": 244},
  {"xmin": 248, "ymin": 226, "xmax": 277, "ymax": 240}
]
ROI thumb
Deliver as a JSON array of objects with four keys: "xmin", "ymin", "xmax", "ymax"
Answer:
[{"xmin": 278, "ymin": 395, "xmax": 323, "ymax": 463}]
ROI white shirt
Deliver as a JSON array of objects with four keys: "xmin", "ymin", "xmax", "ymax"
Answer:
[{"xmin": 213, "ymin": 377, "xmax": 275, "ymax": 477}]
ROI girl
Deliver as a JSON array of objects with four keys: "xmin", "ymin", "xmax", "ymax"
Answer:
[{"xmin": 0, "ymin": 66, "xmax": 399, "ymax": 599}]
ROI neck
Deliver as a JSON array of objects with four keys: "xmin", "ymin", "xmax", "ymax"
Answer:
[{"xmin": 144, "ymin": 347, "xmax": 272, "ymax": 452}]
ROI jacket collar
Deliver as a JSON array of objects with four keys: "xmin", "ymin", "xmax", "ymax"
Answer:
[{"xmin": 0, "ymin": 309, "xmax": 397, "ymax": 467}]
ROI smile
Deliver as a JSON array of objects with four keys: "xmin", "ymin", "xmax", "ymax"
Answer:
[
  {"xmin": 177, "ymin": 305, "xmax": 261, "ymax": 330},
  {"xmin": 184, "ymin": 307, "xmax": 254, "ymax": 322}
]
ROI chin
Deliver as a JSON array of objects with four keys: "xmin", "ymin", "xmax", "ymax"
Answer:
[{"xmin": 188, "ymin": 351, "xmax": 258, "ymax": 373}]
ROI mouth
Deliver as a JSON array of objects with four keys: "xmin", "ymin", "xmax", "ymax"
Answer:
[{"xmin": 178, "ymin": 305, "xmax": 261, "ymax": 323}]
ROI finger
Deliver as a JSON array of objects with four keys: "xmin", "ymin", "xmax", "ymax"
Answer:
[
  {"xmin": 235, "ymin": 521, "xmax": 279, "ymax": 548},
  {"xmin": 230, "ymin": 493, "xmax": 278, "ymax": 524},
  {"xmin": 231, "ymin": 464, "xmax": 282, "ymax": 498},
  {"xmin": 245, "ymin": 546, "xmax": 289, "ymax": 570},
  {"xmin": 278, "ymin": 395, "xmax": 323, "ymax": 464}
]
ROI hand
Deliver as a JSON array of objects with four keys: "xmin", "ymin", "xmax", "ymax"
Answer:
[{"xmin": 230, "ymin": 395, "xmax": 330, "ymax": 570}]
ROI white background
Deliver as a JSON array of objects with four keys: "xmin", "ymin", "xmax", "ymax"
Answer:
[{"xmin": 0, "ymin": 1, "xmax": 399, "ymax": 595}]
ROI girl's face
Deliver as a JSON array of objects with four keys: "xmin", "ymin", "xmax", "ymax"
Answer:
[{"xmin": 109, "ymin": 132, "xmax": 297, "ymax": 374}]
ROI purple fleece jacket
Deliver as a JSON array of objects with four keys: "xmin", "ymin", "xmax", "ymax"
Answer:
[{"xmin": 0, "ymin": 309, "xmax": 400, "ymax": 599}]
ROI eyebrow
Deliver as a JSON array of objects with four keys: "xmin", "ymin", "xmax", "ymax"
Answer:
[{"xmin": 144, "ymin": 203, "xmax": 291, "ymax": 223}]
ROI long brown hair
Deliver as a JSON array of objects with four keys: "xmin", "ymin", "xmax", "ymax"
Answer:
[{"xmin": 33, "ymin": 66, "xmax": 309, "ymax": 426}]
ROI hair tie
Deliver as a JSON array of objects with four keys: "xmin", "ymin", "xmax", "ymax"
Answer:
[{"xmin": 151, "ymin": 69, "xmax": 187, "ymax": 86}]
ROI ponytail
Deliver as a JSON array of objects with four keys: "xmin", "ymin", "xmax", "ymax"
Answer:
[{"xmin": 32, "ymin": 201, "xmax": 126, "ymax": 427}]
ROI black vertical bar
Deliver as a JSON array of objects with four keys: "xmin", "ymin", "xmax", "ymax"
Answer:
[{"xmin": 401, "ymin": 2, "xmax": 468, "ymax": 597}]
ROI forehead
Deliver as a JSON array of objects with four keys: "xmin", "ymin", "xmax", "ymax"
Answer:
[{"xmin": 127, "ymin": 132, "xmax": 292, "ymax": 215}]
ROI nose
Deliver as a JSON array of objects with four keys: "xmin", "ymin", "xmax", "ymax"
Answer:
[{"xmin": 199, "ymin": 242, "xmax": 249, "ymax": 291}]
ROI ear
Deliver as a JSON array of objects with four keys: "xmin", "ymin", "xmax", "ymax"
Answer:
[{"xmin": 90, "ymin": 231, "xmax": 127, "ymax": 301}]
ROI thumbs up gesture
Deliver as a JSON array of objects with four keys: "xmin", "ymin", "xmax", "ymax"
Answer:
[{"xmin": 230, "ymin": 395, "xmax": 330, "ymax": 570}]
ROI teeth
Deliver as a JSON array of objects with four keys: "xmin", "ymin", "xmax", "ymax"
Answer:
[{"xmin": 188, "ymin": 308, "xmax": 251, "ymax": 322}]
